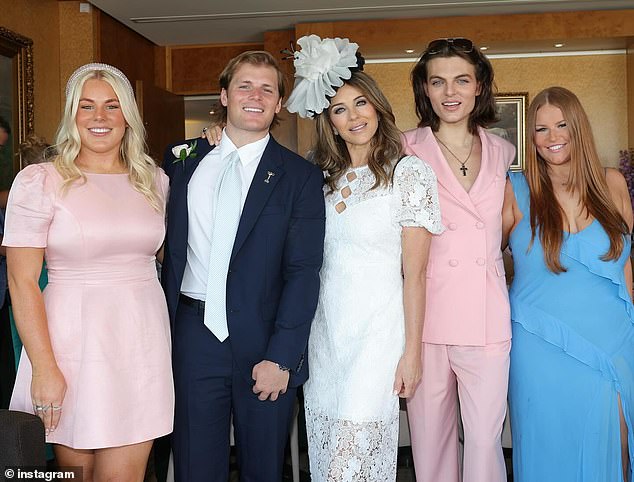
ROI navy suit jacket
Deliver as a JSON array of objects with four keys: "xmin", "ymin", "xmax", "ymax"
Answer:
[{"xmin": 161, "ymin": 136, "xmax": 325, "ymax": 387}]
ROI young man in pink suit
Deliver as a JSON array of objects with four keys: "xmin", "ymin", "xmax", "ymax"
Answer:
[{"xmin": 402, "ymin": 38, "xmax": 515, "ymax": 482}]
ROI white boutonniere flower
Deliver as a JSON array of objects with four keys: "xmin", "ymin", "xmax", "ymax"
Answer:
[{"xmin": 172, "ymin": 140, "xmax": 198, "ymax": 167}]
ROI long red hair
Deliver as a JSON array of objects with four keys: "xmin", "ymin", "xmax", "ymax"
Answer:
[{"xmin": 525, "ymin": 86, "xmax": 628, "ymax": 273}]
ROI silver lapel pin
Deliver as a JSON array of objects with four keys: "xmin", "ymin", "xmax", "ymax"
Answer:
[{"xmin": 264, "ymin": 171, "xmax": 275, "ymax": 183}]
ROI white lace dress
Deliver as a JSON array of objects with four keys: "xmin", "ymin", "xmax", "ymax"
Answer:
[{"xmin": 304, "ymin": 156, "xmax": 443, "ymax": 481}]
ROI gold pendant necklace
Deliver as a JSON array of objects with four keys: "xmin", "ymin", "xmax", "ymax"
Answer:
[{"xmin": 434, "ymin": 135, "xmax": 474, "ymax": 176}]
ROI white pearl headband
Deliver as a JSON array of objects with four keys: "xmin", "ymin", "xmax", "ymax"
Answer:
[{"xmin": 65, "ymin": 62, "xmax": 134, "ymax": 99}]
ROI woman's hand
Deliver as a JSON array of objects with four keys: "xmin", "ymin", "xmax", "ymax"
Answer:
[
  {"xmin": 31, "ymin": 364, "xmax": 66, "ymax": 435},
  {"xmin": 8, "ymin": 246, "xmax": 64, "ymax": 434},
  {"xmin": 397, "ymin": 225, "xmax": 431, "ymax": 399},
  {"xmin": 393, "ymin": 348, "xmax": 422, "ymax": 398},
  {"xmin": 201, "ymin": 124, "xmax": 224, "ymax": 146}
]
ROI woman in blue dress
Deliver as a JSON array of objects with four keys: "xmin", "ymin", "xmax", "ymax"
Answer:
[{"xmin": 502, "ymin": 86, "xmax": 634, "ymax": 481}]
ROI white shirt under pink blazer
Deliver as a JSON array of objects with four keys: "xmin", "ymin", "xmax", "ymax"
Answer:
[{"xmin": 402, "ymin": 126, "xmax": 515, "ymax": 346}]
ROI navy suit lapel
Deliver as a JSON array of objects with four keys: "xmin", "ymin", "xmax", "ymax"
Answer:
[
  {"xmin": 167, "ymin": 141, "xmax": 215, "ymax": 274},
  {"xmin": 231, "ymin": 138, "xmax": 285, "ymax": 262}
]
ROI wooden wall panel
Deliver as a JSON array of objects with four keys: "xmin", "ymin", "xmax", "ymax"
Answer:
[
  {"xmin": 95, "ymin": 10, "xmax": 176, "ymax": 157},
  {"xmin": 296, "ymin": 10, "xmax": 634, "ymax": 58},
  {"xmin": 263, "ymin": 30, "xmax": 295, "ymax": 98},
  {"xmin": 169, "ymin": 43, "xmax": 262, "ymax": 94},
  {"xmin": 264, "ymin": 30, "xmax": 297, "ymax": 153},
  {"xmin": 136, "ymin": 80, "xmax": 184, "ymax": 163},
  {"xmin": 155, "ymin": 46, "xmax": 169, "ymax": 91},
  {"xmin": 98, "ymin": 10, "xmax": 156, "ymax": 86}
]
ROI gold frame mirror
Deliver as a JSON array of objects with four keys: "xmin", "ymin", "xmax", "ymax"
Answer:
[{"xmin": 0, "ymin": 26, "xmax": 34, "ymax": 180}]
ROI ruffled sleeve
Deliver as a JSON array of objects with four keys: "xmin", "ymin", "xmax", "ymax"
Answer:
[
  {"xmin": 3, "ymin": 163, "xmax": 56, "ymax": 248},
  {"xmin": 392, "ymin": 155, "xmax": 444, "ymax": 234}
]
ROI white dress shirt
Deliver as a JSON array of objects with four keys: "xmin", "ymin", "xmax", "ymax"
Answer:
[{"xmin": 181, "ymin": 131, "xmax": 270, "ymax": 300}]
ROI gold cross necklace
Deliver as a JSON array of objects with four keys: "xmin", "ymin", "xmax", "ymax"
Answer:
[{"xmin": 434, "ymin": 134, "xmax": 474, "ymax": 176}]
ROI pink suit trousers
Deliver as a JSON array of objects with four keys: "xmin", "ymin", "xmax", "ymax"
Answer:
[{"xmin": 407, "ymin": 341, "xmax": 510, "ymax": 482}]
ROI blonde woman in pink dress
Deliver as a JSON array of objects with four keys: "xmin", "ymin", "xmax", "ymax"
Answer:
[{"xmin": 4, "ymin": 63, "xmax": 174, "ymax": 481}]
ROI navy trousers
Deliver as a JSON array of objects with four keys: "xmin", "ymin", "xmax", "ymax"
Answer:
[{"xmin": 172, "ymin": 299, "xmax": 296, "ymax": 482}]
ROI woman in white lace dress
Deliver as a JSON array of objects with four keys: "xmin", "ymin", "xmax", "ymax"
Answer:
[{"xmin": 285, "ymin": 36, "xmax": 443, "ymax": 481}]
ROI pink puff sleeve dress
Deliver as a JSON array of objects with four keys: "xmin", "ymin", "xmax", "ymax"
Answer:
[{"xmin": 5, "ymin": 162, "xmax": 174, "ymax": 449}]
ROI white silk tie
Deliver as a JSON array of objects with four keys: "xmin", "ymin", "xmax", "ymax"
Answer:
[{"xmin": 204, "ymin": 151, "xmax": 242, "ymax": 341}]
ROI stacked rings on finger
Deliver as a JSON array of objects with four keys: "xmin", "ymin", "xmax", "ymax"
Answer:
[{"xmin": 34, "ymin": 404, "xmax": 60, "ymax": 411}]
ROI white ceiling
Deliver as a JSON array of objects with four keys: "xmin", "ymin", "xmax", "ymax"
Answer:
[{"xmin": 87, "ymin": 0, "xmax": 634, "ymax": 51}]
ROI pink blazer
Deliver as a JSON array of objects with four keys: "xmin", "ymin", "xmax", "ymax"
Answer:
[{"xmin": 402, "ymin": 126, "xmax": 515, "ymax": 346}]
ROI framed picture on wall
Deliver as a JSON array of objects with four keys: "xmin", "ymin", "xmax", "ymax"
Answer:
[
  {"xmin": 487, "ymin": 92, "xmax": 527, "ymax": 171},
  {"xmin": 0, "ymin": 26, "xmax": 33, "ymax": 186}
]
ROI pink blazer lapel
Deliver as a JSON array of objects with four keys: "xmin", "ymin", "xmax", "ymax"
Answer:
[
  {"xmin": 407, "ymin": 127, "xmax": 480, "ymax": 218},
  {"xmin": 468, "ymin": 127, "xmax": 503, "ymax": 200}
]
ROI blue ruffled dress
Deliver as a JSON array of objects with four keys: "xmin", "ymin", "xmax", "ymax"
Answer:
[{"xmin": 508, "ymin": 172, "xmax": 634, "ymax": 481}]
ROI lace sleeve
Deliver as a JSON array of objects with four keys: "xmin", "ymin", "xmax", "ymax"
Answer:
[{"xmin": 392, "ymin": 156, "xmax": 444, "ymax": 234}]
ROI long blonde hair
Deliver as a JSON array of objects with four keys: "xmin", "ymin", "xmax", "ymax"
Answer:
[
  {"xmin": 54, "ymin": 67, "xmax": 163, "ymax": 210},
  {"xmin": 526, "ymin": 86, "xmax": 628, "ymax": 272}
]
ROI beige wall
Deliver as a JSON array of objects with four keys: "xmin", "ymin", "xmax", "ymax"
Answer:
[
  {"xmin": 494, "ymin": 54, "xmax": 626, "ymax": 167},
  {"xmin": 3, "ymin": 1, "xmax": 171, "ymax": 165},
  {"xmin": 58, "ymin": 2, "xmax": 97, "ymax": 111},
  {"xmin": 366, "ymin": 53, "xmax": 627, "ymax": 167},
  {"xmin": 1, "ymin": 0, "xmax": 62, "ymax": 141},
  {"xmin": 1, "ymin": 0, "xmax": 98, "ymax": 142},
  {"xmin": 626, "ymin": 37, "xmax": 634, "ymax": 149},
  {"xmin": 2, "ymin": 0, "xmax": 166, "ymax": 144},
  {"xmin": 296, "ymin": 9, "xmax": 634, "ymax": 155}
]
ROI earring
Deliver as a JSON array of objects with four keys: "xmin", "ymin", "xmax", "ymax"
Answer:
[{"xmin": 333, "ymin": 129, "xmax": 339, "ymax": 136}]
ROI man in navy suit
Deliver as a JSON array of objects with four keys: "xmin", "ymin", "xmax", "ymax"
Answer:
[{"xmin": 162, "ymin": 51, "xmax": 325, "ymax": 481}]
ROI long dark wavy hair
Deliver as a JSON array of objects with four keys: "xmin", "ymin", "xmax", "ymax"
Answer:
[
  {"xmin": 313, "ymin": 71, "xmax": 403, "ymax": 193},
  {"xmin": 525, "ymin": 86, "xmax": 629, "ymax": 273},
  {"xmin": 411, "ymin": 39, "xmax": 498, "ymax": 134}
]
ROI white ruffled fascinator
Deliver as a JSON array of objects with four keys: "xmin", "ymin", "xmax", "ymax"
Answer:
[{"xmin": 285, "ymin": 35, "xmax": 361, "ymax": 119}]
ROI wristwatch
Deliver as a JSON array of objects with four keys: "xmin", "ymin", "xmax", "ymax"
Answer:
[{"xmin": 277, "ymin": 363, "xmax": 291, "ymax": 372}]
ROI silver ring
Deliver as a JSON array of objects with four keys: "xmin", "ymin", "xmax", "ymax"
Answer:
[{"xmin": 52, "ymin": 405, "xmax": 62, "ymax": 411}]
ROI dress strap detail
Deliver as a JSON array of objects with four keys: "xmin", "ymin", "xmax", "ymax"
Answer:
[{"xmin": 508, "ymin": 171, "xmax": 530, "ymax": 219}]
